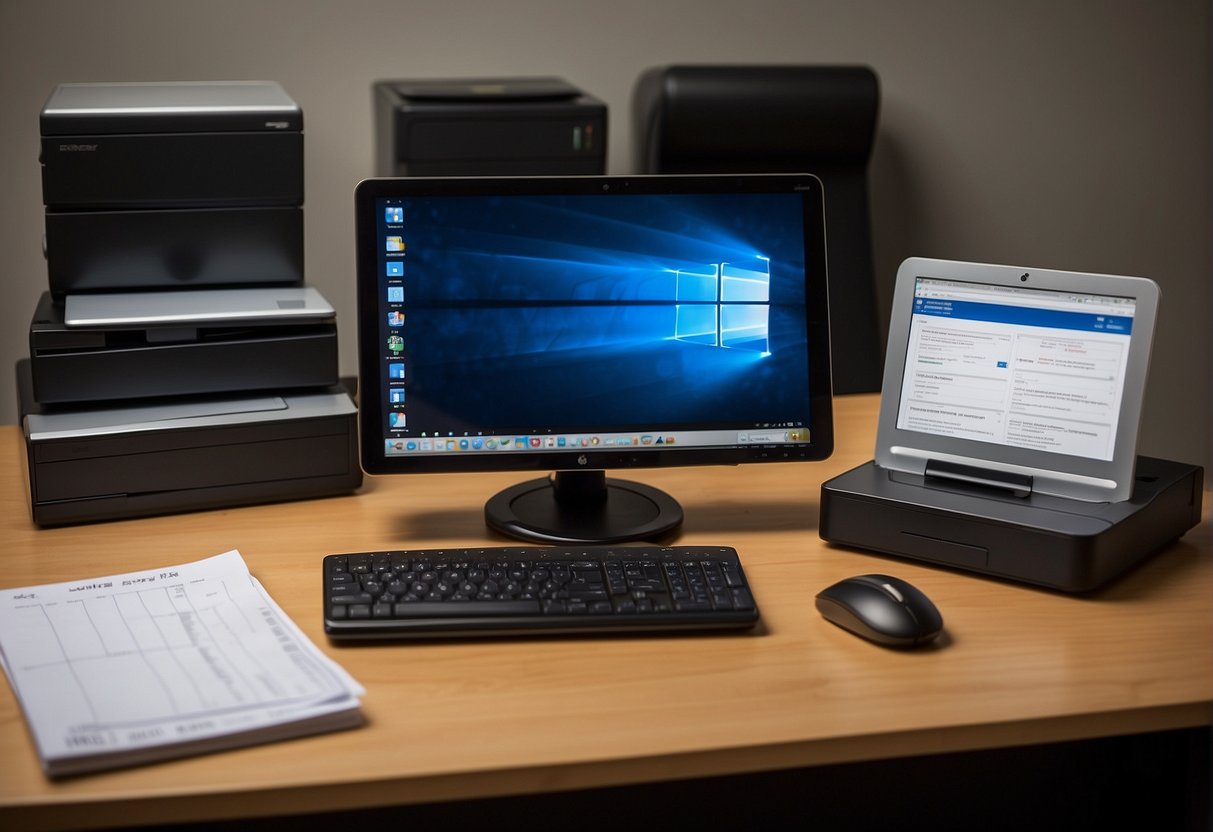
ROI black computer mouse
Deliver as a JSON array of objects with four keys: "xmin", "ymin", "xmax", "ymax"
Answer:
[{"xmin": 815, "ymin": 574, "xmax": 943, "ymax": 648}]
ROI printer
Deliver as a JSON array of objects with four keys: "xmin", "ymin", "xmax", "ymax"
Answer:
[
  {"xmin": 40, "ymin": 81, "xmax": 305, "ymax": 295},
  {"xmin": 17, "ymin": 360, "xmax": 360, "ymax": 527},
  {"xmin": 28, "ymin": 288, "xmax": 338, "ymax": 404},
  {"xmin": 373, "ymin": 77, "xmax": 607, "ymax": 176}
]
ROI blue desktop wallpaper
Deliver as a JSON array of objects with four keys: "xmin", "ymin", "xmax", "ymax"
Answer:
[{"xmin": 381, "ymin": 193, "xmax": 812, "ymax": 435}]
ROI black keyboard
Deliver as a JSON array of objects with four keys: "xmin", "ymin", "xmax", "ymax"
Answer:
[{"xmin": 323, "ymin": 546, "xmax": 760, "ymax": 639}]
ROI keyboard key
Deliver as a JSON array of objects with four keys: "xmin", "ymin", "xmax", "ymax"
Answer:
[{"xmin": 393, "ymin": 600, "xmax": 541, "ymax": 617}]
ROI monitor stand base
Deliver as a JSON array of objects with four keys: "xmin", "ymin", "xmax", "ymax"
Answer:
[{"xmin": 485, "ymin": 470, "xmax": 683, "ymax": 545}]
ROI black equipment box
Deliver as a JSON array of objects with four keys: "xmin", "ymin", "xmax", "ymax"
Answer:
[
  {"xmin": 820, "ymin": 457, "xmax": 1204, "ymax": 593},
  {"xmin": 373, "ymin": 77, "xmax": 606, "ymax": 176},
  {"xmin": 40, "ymin": 81, "xmax": 305, "ymax": 295},
  {"xmin": 44, "ymin": 206, "xmax": 304, "ymax": 295},
  {"xmin": 28, "ymin": 291, "xmax": 337, "ymax": 405},
  {"xmin": 18, "ymin": 360, "xmax": 361, "ymax": 526},
  {"xmin": 40, "ymin": 81, "xmax": 303, "ymax": 209}
]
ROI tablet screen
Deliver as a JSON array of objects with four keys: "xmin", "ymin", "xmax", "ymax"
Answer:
[{"xmin": 897, "ymin": 277, "xmax": 1137, "ymax": 461}]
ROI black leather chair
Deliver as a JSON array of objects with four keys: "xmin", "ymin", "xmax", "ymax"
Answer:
[{"xmin": 633, "ymin": 65, "xmax": 883, "ymax": 394}]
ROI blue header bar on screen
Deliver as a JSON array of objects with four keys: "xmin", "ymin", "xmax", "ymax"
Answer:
[{"xmin": 912, "ymin": 298, "xmax": 1133, "ymax": 334}]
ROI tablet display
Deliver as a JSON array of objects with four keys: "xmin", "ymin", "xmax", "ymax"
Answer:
[{"xmin": 875, "ymin": 258, "xmax": 1159, "ymax": 502}]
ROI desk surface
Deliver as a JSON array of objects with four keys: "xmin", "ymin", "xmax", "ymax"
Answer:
[{"xmin": 2, "ymin": 394, "xmax": 1210, "ymax": 830}]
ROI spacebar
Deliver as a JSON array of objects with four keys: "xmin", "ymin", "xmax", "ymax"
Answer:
[{"xmin": 393, "ymin": 600, "xmax": 541, "ymax": 617}]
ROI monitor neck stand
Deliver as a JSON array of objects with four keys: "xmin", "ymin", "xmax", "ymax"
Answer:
[
  {"xmin": 923, "ymin": 459, "xmax": 1033, "ymax": 499},
  {"xmin": 484, "ymin": 469, "xmax": 684, "ymax": 545}
]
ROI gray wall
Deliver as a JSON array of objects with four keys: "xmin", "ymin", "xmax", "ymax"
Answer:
[{"xmin": 1, "ymin": 0, "xmax": 1208, "ymax": 469}]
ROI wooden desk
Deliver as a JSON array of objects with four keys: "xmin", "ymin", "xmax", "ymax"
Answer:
[{"xmin": 1, "ymin": 395, "xmax": 1209, "ymax": 830}]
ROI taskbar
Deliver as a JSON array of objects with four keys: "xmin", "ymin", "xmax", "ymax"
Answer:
[{"xmin": 384, "ymin": 427, "xmax": 810, "ymax": 456}]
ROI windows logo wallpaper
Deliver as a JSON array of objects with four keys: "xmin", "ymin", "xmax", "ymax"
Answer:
[{"xmin": 387, "ymin": 193, "xmax": 812, "ymax": 434}]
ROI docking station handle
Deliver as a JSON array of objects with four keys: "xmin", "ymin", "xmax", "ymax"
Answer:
[{"xmin": 924, "ymin": 459, "xmax": 1033, "ymax": 498}]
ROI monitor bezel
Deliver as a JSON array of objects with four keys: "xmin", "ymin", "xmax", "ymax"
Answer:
[{"xmin": 354, "ymin": 173, "xmax": 834, "ymax": 477}]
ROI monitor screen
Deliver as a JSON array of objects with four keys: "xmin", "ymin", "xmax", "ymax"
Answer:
[{"xmin": 355, "ymin": 174, "xmax": 833, "ymax": 543}]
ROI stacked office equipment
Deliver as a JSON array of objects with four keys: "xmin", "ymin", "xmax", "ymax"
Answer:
[{"xmin": 20, "ymin": 81, "xmax": 360, "ymax": 525}]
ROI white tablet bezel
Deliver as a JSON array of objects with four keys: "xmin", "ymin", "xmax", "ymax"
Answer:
[{"xmin": 874, "ymin": 257, "xmax": 1159, "ymax": 502}]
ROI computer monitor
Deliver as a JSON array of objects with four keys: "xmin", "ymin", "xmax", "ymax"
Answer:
[{"xmin": 354, "ymin": 174, "xmax": 834, "ymax": 544}]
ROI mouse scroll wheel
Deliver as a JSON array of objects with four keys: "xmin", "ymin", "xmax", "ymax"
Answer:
[{"xmin": 880, "ymin": 582, "xmax": 905, "ymax": 603}]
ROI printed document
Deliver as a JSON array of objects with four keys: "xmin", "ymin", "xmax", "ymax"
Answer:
[{"xmin": 0, "ymin": 550, "xmax": 363, "ymax": 776}]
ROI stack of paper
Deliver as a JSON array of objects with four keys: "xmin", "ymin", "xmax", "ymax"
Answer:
[{"xmin": 0, "ymin": 549, "xmax": 363, "ymax": 777}]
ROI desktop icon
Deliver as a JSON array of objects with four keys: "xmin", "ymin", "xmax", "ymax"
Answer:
[
  {"xmin": 387, "ymin": 286, "xmax": 404, "ymax": 303},
  {"xmin": 389, "ymin": 388, "xmax": 405, "ymax": 404},
  {"xmin": 389, "ymin": 412, "xmax": 406, "ymax": 428},
  {"xmin": 386, "ymin": 262, "xmax": 403, "ymax": 277},
  {"xmin": 387, "ymin": 334, "xmax": 404, "ymax": 353},
  {"xmin": 387, "ymin": 311, "xmax": 405, "ymax": 326},
  {"xmin": 389, "ymin": 362, "xmax": 405, "ymax": 379},
  {"xmin": 386, "ymin": 236, "xmax": 404, "ymax": 252},
  {"xmin": 385, "ymin": 206, "xmax": 403, "ymax": 224}
]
